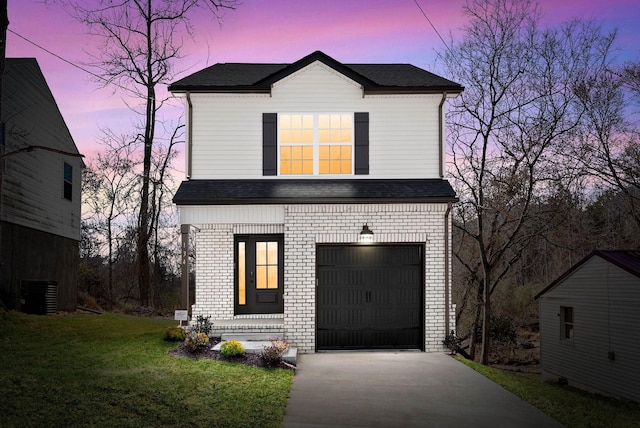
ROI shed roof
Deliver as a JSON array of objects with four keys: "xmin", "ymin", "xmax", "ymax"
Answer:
[
  {"xmin": 535, "ymin": 250, "xmax": 640, "ymax": 299},
  {"xmin": 168, "ymin": 50, "xmax": 463, "ymax": 94},
  {"xmin": 172, "ymin": 178, "xmax": 458, "ymax": 205}
]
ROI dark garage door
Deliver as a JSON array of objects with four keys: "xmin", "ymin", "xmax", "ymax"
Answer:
[{"xmin": 316, "ymin": 244, "xmax": 424, "ymax": 350}]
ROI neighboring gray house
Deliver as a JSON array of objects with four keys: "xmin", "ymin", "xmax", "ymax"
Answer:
[
  {"xmin": 169, "ymin": 51, "xmax": 463, "ymax": 353},
  {"xmin": 0, "ymin": 58, "xmax": 82, "ymax": 312},
  {"xmin": 536, "ymin": 250, "xmax": 640, "ymax": 402}
]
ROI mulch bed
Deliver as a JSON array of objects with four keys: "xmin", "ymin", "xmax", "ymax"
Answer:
[{"xmin": 167, "ymin": 338, "xmax": 295, "ymax": 370}]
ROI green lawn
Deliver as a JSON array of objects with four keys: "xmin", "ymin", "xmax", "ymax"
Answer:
[
  {"xmin": 0, "ymin": 311, "xmax": 293, "ymax": 428},
  {"xmin": 457, "ymin": 357, "xmax": 640, "ymax": 428}
]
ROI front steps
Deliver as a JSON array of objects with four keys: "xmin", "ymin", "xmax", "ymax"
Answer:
[{"xmin": 210, "ymin": 315, "xmax": 297, "ymax": 365}]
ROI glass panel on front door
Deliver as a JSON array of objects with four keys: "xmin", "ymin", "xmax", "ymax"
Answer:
[{"xmin": 235, "ymin": 235, "xmax": 284, "ymax": 314}]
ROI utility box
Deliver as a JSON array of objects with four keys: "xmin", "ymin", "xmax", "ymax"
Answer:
[{"xmin": 20, "ymin": 280, "xmax": 58, "ymax": 315}]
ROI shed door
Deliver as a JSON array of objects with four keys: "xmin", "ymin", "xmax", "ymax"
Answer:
[{"xmin": 316, "ymin": 244, "xmax": 424, "ymax": 350}]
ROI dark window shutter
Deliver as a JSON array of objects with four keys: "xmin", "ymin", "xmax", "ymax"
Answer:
[
  {"xmin": 354, "ymin": 112, "xmax": 369, "ymax": 175},
  {"xmin": 263, "ymin": 113, "xmax": 277, "ymax": 176}
]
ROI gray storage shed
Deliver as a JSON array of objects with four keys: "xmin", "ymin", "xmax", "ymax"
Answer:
[{"xmin": 536, "ymin": 250, "xmax": 640, "ymax": 402}]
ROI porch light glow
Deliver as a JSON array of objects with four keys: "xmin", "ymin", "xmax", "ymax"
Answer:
[{"xmin": 359, "ymin": 224, "xmax": 374, "ymax": 243}]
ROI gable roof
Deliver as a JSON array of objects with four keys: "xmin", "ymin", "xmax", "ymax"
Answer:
[
  {"xmin": 535, "ymin": 250, "xmax": 640, "ymax": 299},
  {"xmin": 173, "ymin": 178, "xmax": 458, "ymax": 205},
  {"xmin": 2, "ymin": 58, "xmax": 81, "ymax": 158},
  {"xmin": 168, "ymin": 51, "xmax": 463, "ymax": 95}
]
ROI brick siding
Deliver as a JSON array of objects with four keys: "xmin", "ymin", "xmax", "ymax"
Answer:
[{"xmin": 191, "ymin": 203, "xmax": 454, "ymax": 353}]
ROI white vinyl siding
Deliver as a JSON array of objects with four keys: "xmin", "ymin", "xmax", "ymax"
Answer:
[
  {"xmin": 539, "ymin": 256, "xmax": 640, "ymax": 402},
  {"xmin": 179, "ymin": 205, "xmax": 285, "ymax": 225},
  {"xmin": 185, "ymin": 61, "xmax": 442, "ymax": 179}
]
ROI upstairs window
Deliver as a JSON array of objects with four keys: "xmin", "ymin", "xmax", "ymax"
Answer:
[
  {"xmin": 63, "ymin": 162, "xmax": 73, "ymax": 201},
  {"xmin": 561, "ymin": 306, "xmax": 574, "ymax": 339},
  {"xmin": 279, "ymin": 113, "xmax": 353, "ymax": 175}
]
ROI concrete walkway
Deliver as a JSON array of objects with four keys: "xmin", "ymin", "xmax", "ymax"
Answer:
[{"xmin": 283, "ymin": 352, "xmax": 563, "ymax": 428}]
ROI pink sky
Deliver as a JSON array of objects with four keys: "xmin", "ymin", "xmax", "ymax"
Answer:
[{"xmin": 6, "ymin": 0, "xmax": 640, "ymax": 171}]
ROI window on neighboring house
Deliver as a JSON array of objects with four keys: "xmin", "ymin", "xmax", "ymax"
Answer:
[
  {"xmin": 561, "ymin": 306, "xmax": 574, "ymax": 339},
  {"xmin": 279, "ymin": 113, "xmax": 353, "ymax": 175},
  {"xmin": 63, "ymin": 162, "xmax": 73, "ymax": 201}
]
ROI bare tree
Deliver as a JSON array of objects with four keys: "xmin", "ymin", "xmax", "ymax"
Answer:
[
  {"xmin": 574, "ymin": 62, "xmax": 640, "ymax": 233},
  {"xmin": 82, "ymin": 134, "xmax": 138, "ymax": 302},
  {"xmin": 440, "ymin": 0, "xmax": 616, "ymax": 363},
  {"xmin": 52, "ymin": 0, "xmax": 237, "ymax": 306}
]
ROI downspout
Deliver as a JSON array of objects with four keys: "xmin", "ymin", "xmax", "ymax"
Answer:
[
  {"xmin": 186, "ymin": 91, "xmax": 193, "ymax": 179},
  {"xmin": 445, "ymin": 202, "xmax": 452, "ymax": 337},
  {"xmin": 438, "ymin": 92, "xmax": 447, "ymax": 178},
  {"xmin": 440, "ymin": 91, "xmax": 451, "ymax": 335}
]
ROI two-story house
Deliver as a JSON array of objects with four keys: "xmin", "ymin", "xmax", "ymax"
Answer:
[
  {"xmin": 1, "ymin": 58, "xmax": 82, "ymax": 312},
  {"xmin": 169, "ymin": 51, "xmax": 463, "ymax": 353}
]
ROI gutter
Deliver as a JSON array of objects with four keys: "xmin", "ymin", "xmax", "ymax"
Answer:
[
  {"xmin": 186, "ymin": 91, "xmax": 193, "ymax": 179},
  {"xmin": 438, "ymin": 92, "xmax": 447, "ymax": 178},
  {"xmin": 172, "ymin": 196, "xmax": 460, "ymax": 206}
]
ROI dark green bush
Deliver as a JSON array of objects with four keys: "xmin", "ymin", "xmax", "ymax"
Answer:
[
  {"xmin": 220, "ymin": 340, "xmax": 246, "ymax": 357},
  {"xmin": 489, "ymin": 314, "xmax": 517, "ymax": 344},
  {"xmin": 193, "ymin": 315, "xmax": 213, "ymax": 335},
  {"xmin": 164, "ymin": 327, "xmax": 186, "ymax": 342},
  {"xmin": 474, "ymin": 314, "xmax": 518, "ymax": 345}
]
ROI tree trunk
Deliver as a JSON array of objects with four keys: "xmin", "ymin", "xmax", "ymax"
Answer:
[
  {"xmin": 479, "ymin": 268, "xmax": 491, "ymax": 365},
  {"xmin": 468, "ymin": 283, "xmax": 483, "ymax": 360},
  {"xmin": 137, "ymin": 91, "xmax": 154, "ymax": 306},
  {"xmin": 137, "ymin": 5, "xmax": 156, "ymax": 307}
]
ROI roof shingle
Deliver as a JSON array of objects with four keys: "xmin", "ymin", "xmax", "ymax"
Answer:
[{"xmin": 168, "ymin": 51, "xmax": 463, "ymax": 94}]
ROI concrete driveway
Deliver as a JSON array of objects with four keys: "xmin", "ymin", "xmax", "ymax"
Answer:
[{"xmin": 283, "ymin": 352, "xmax": 563, "ymax": 428}]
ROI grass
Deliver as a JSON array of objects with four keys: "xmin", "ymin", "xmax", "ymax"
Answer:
[
  {"xmin": 0, "ymin": 311, "xmax": 293, "ymax": 428},
  {"xmin": 457, "ymin": 356, "xmax": 640, "ymax": 428}
]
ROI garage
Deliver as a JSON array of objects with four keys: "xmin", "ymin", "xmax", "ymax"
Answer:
[{"xmin": 316, "ymin": 244, "xmax": 424, "ymax": 350}]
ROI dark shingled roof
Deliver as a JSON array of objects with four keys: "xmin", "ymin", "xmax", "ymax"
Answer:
[
  {"xmin": 168, "ymin": 51, "xmax": 463, "ymax": 94},
  {"xmin": 172, "ymin": 179, "xmax": 458, "ymax": 205},
  {"xmin": 535, "ymin": 250, "xmax": 640, "ymax": 299}
]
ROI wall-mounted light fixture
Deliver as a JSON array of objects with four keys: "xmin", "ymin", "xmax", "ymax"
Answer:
[{"xmin": 359, "ymin": 224, "xmax": 374, "ymax": 243}]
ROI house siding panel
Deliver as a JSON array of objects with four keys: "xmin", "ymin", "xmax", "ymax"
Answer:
[
  {"xmin": 0, "ymin": 221, "xmax": 79, "ymax": 311},
  {"xmin": 189, "ymin": 203, "xmax": 453, "ymax": 353},
  {"xmin": 539, "ymin": 256, "xmax": 640, "ymax": 402},
  {"xmin": 179, "ymin": 205, "xmax": 285, "ymax": 224},
  {"xmin": 2, "ymin": 59, "xmax": 82, "ymax": 242},
  {"xmin": 2, "ymin": 137, "xmax": 82, "ymax": 242},
  {"xmin": 186, "ymin": 62, "xmax": 441, "ymax": 180}
]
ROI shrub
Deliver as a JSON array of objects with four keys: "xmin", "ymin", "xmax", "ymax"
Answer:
[
  {"xmin": 220, "ymin": 340, "xmax": 246, "ymax": 358},
  {"xmin": 442, "ymin": 330, "xmax": 462, "ymax": 354},
  {"xmin": 184, "ymin": 331, "xmax": 209, "ymax": 353},
  {"xmin": 474, "ymin": 314, "xmax": 518, "ymax": 345},
  {"xmin": 192, "ymin": 315, "xmax": 213, "ymax": 335},
  {"xmin": 489, "ymin": 314, "xmax": 517, "ymax": 345},
  {"xmin": 164, "ymin": 327, "xmax": 186, "ymax": 342},
  {"xmin": 259, "ymin": 337, "xmax": 289, "ymax": 367}
]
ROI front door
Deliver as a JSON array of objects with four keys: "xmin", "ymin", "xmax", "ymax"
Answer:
[{"xmin": 235, "ymin": 235, "xmax": 284, "ymax": 314}]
